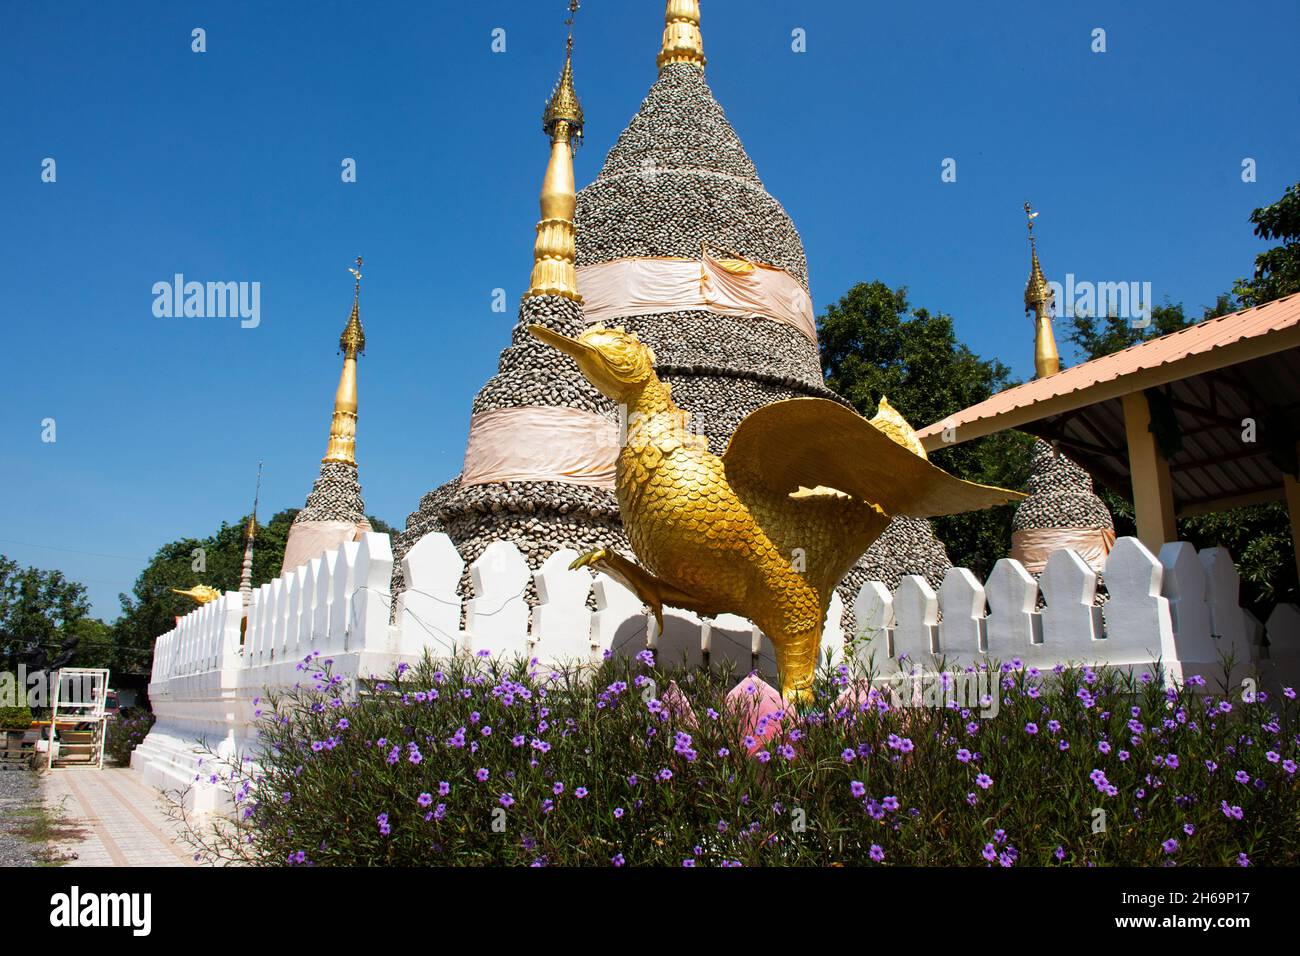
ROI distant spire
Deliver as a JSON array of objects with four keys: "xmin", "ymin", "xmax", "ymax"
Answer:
[
  {"xmin": 658, "ymin": 0, "xmax": 706, "ymax": 71},
  {"xmin": 323, "ymin": 258, "xmax": 365, "ymax": 464},
  {"xmin": 1024, "ymin": 202, "xmax": 1061, "ymax": 378},
  {"xmin": 239, "ymin": 461, "xmax": 262, "ymax": 612},
  {"xmin": 527, "ymin": 6, "xmax": 584, "ymax": 302}
]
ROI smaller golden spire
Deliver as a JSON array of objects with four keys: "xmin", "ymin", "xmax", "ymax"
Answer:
[
  {"xmin": 323, "ymin": 258, "xmax": 364, "ymax": 464},
  {"xmin": 1024, "ymin": 202, "xmax": 1061, "ymax": 378},
  {"xmin": 239, "ymin": 461, "xmax": 261, "ymax": 612},
  {"xmin": 658, "ymin": 0, "xmax": 706, "ymax": 70},
  {"xmin": 527, "ymin": 7, "xmax": 584, "ymax": 302}
]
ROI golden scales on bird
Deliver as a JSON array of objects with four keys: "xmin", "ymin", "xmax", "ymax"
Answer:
[{"xmin": 530, "ymin": 323, "xmax": 1025, "ymax": 702}]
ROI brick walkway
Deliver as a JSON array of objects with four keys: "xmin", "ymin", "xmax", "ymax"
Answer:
[{"xmin": 42, "ymin": 768, "xmax": 198, "ymax": 867}]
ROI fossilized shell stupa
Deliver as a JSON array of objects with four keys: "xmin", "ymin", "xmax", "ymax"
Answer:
[{"xmin": 395, "ymin": 1, "xmax": 954, "ymax": 606}]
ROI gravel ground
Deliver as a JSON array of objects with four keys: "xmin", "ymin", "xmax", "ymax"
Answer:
[{"xmin": 0, "ymin": 770, "xmax": 41, "ymax": 867}]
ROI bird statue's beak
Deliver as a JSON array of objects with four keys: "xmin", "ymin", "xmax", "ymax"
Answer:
[{"xmin": 528, "ymin": 324, "xmax": 595, "ymax": 362}]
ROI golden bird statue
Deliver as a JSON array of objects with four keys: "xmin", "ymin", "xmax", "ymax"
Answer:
[
  {"xmin": 171, "ymin": 584, "xmax": 223, "ymax": 605},
  {"xmin": 529, "ymin": 324, "xmax": 1025, "ymax": 700}
]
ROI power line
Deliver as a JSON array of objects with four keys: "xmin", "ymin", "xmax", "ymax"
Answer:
[{"xmin": 0, "ymin": 538, "xmax": 149, "ymax": 563}]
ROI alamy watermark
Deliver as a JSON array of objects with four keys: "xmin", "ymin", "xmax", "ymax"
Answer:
[
  {"xmin": 1047, "ymin": 273, "xmax": 1153, "ymax": 327},
  {"xmin": 152, "ymin": 274, "xmax": 260, "ymax": 328},
  {"xmin": 0, "ymin": 666, "xmax": 104, "ymax": 709}
]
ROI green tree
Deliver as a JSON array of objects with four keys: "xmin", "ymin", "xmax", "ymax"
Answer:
[
  {"xmin": 1233, "ymin": 182, "xmax": 1300, "ymax": 307},
  {"xmin": 1066, "ymin": 297, "xmax": 1236, "ymax": 362},
  {"xmin": 819, "ymin": 281, "xmax": 1033, "ymax": 578},
  {"xmin": 0, "ymin": 556, "xmax": 93, "ymax": 671}
]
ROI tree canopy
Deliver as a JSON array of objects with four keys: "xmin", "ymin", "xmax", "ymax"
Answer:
[
  {"xmin": 818, "ymin": 281, "xmax": 1033, "ymax": 578},
  {"xmin": 0, "ymin": 556, "xmax": 92, "ymax": 672},
  {"xmin": 1233, "ymin": 182, "xmax": 1300, "ymax": 307}
]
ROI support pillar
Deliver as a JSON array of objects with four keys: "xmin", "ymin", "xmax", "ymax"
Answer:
[
  {"xmin": 1284, "ymin": 442, "xmax": 1300, "ymax": 584},
  {"xmin": 1122, "ymin": 391, "xmax": 1177, "ymax": 552}
]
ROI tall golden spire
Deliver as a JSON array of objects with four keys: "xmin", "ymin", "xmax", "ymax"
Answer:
[
  {"xmin": 323, "ymin": 258, "xmax": 365, "ymax": 464},
  {"xmin": 658, "ymin": 0, "xmax": 706, "ymax": 70},
  {"xmin": 1024, "ymin": 202, "xmax": 1061, "ymax": 378},
  {"xmin": 527, "ymin": 4, "xmax": 584, "ymax": 302}
]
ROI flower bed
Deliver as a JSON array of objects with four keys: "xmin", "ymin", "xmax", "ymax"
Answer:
[{"xmin": 175, "ymin": 651, "xmax": 1299, "ymax": 867}]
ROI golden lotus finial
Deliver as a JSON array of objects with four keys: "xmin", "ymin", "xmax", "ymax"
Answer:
[
  {"xmin": 172, "ymin": 584, "xmax": 222, "ymax": 605},
  {"xmin": 530, "ymin": 325, "xmax": 1024, "ymax": 701},
  {"xmin": 658, "ymin": 0, "xmax": 706, "ymax": 70},
  {"xmin": 542, "ymin": 5, "xmax": 584, "ymax": 145}
]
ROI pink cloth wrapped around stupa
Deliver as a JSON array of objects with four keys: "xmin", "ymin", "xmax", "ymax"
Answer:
[
  {"xmin": 1011, "ymin": 527, "xmax": 1116, "ymax": 575},
  {"xmin": 281, "ymin": 519, "xmax": 369, "ymax": 575},
  {"xmin": 460, "ymin": 406, "xmax": 620, "ymax": 488},
  {"xmin": 577, "ymin": 256, "xmax": 817, "ymax": 343}
]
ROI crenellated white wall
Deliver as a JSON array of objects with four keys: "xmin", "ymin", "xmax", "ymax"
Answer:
[{"xmin": 133, "ymin": 531, "xmax": 1300, "ymax": 813}]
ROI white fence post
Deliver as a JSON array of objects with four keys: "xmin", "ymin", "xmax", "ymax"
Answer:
[
  {"xmin": 351, "ymin": 532, "xmax": 395, "ymax": 654},
  {"xmin": 819, "ymin": 592, "xmax": 846, "ymax": 669},
  {"xmin": 853, "ymin": 581, "xmax": 894, "ymax": 670},
  {"xmin": 893, "ymin": 575, "xmax": 939, "ymax": 661},
  {"xmin": 592, "ymin": 573, "xmax": 646, "ymax": 661},
  {"xmin": 1159, "ymin": 542, "xmax": 1214, "ymax": 670},
  {"xmin": 466, "ymin": 541, "xmax": 530, "ymax": 660},
  {"xmin": 1040, "ymin": 549, "xmax": 1103, "ymax": 656},
  {"xmin": 330, "ymin": 540, "xmax": 360, "ymax": 650},
  {"xmin": 1200, "ymin": 547, "xmax": 1253, "ymax": 674},
  {"xmin": 398, "ymin": 532, "xmax": 464, "ymax": 660},
  {"xmin": 985, "ymin": 558, "xmax": 1042, "ymax": 665},
  {"xmin": 705, "ymin": 613, "xmax": 757, "ymax": 675},
  {"xmin": 531, "ymin": 548, "xmax": 594, "ymax": 664},
  {"xmin": 1103, "ymin": 537, "xmax": 1175, "ymax": 674},
  {"xmin": 937, "ymin": 567, "xmax": 986, "ymax": 663}
]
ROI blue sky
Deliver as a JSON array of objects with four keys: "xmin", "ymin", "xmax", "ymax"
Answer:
[{"xmin": 3, "ymin": 0, "xmax": 1297, "ymax": 620}]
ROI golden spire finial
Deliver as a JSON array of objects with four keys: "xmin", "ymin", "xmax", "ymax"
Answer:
[
  {"xmin": 543, "ymin": 3, "xmax": 584, "ymax": 145},
  {"xmin": 1024, "ymin": 202, "xmax": 1060, "ymax": 378},
  {"xmin": 658, "ymin": 0, "xmax": 706, "ymax": 70},
  {"xmin": 324, "ymin": 258, "xmax": 364, "ymax": 464},
  {"xmin": 527, "ymin": 7, "xmax": 583, "ymax": 302}
]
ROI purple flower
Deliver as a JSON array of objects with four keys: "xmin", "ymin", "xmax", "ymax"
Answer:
[
  {"xmin": 981, "ymin": 843, "xmax": 997, "ymax": 862},
  {"xmin": 841, "ymin": 748, "xmax": 856, "ymax": 763},
  {"xmin": 575, "ymin": 787, "xmax": 589, "ymax": 799},
  {"xmin": 975, "ymin": 773, "xmax": 993, "ymax": 790},
  {"xmin": 1237, "ymin": 852, "xmax": 1250, "ymax": 867},
  {"xmin": 1162, "ymin": 838, "xmax": 1179, "ymax": 854},
  {"xmin": 850, "ymin": 780, "xmax": 866, "ymax": 798},
  {"xmin": 1220, "ymin": 801, "xmax": 1244, "ymax": 820},
  {"xmin": 611, "ymin": 853, "xmax": 625, "ymax": 867},
  {"xmin": 418, "ymin": 793, "xmax": 433, "ymax": 808},
  {"xmin": 613, "ymin": 807, "xmax": 624, "ymax": 819},
  {"xmin": 499, "ymin": 793, "xmax": 515, "ymax": 808},
  {"xmin": 1024, "ymin": 722, "xmax": 1038, "ymax": 735},
  {"xmin": 956, "ymin": 748, "xmax": 972, "ymax": 763},
  {"xmin": 869, "ymin": 844, "xmax": 885, "ymax": 862},
  {"xmin": 476, "ymin": 768, "xmax": 490, "ymax": 782},
  {"xmin": 377, "ymin": 813, "xmax": 391, "ymax": 837}
]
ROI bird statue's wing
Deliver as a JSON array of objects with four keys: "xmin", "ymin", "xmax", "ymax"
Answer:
[{"xmin": 722, "ymin": 398, "xmax": 1025, "ymax": 518}]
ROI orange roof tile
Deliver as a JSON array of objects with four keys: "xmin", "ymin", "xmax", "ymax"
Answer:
[{"xmin": 918, "ymin": 293, "xmax": 1300, "ymax": 449}]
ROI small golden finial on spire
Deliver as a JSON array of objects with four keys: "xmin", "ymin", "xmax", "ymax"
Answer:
[
  {"xmin": 324, "ymin": 258, "xmax": 365, "ymax": 465},
  {"xmin": 340, "ymin": 256, "xmax": 365, "ymax": 358},
  {"xmin": 1024, "ymin": 202, "xmax": 1060, "ymax": 378},
  {"xmin": 658, "ymin": 0, "xmax": 706, "ymax": 71},
  {"xmin": 527, "ymin": 6, "xmax": 583, "ymax": 302}
]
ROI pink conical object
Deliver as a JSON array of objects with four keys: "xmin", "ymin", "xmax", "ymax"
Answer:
[
  {"xmin": 725, "ymin": 676, "xmax": 786, "ymax": 751},
  {"xmin": 660, "ymin": 680, "xmax": 698, "ymax": 728}
]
